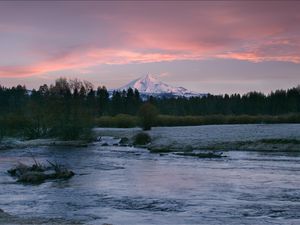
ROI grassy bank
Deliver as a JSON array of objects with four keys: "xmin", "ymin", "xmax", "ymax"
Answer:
[
  {"xmin": 95, "ymin": 114, "xmax": 139, "ymax": 128},
  {"xmin": 95, "ymin": 113, "xmax": 300, "ymax": 128},
  {"xmin": 205, "ymin": 138, "xmax": 300, "ymax": 152}
]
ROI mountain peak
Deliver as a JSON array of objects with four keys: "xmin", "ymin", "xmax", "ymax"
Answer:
[
  {"xmin": 118, "ymin": 74, "xmax": 204, "ymax": 97},
  {"xmin": 137, "ymin": 74, "xmax": 159, "ymax": 85}
]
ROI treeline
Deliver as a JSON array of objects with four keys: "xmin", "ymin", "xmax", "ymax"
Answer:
[
  {"xmin": 1, "ymin": 78, "xmax": 300, "ymax": 139},
  {"xmin": 150, "ymin": 88, "xmax": 300, "ymax": 116},
  {"xmin": 0, "ymin": 78, "xmax": 143, "ymax": 139}
]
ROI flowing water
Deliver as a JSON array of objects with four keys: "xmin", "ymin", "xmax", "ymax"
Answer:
[{"xmin": 1, "ymin": 125, "xmax": 300, "ymax": 225}]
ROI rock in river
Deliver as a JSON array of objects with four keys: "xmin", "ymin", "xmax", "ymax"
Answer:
[{"xmin": 7, "ymin": 161, "xmax": 75, "ymax": 184}]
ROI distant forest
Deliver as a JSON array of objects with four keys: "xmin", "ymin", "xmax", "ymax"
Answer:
[{"xmin": 0, "ymin": 78, "xmax": 300, "ymax": 139}]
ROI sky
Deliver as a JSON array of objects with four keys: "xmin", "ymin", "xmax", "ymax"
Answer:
[{"xmin": 0, "ymin": 1, "xmax": 300, "ymax": 94}]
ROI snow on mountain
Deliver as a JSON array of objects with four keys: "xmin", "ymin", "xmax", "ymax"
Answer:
[{"xmin": 118, "ymin": 74, "xmax": 204, "ymax": 97}]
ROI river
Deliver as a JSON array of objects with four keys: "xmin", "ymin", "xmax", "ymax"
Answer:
[{"xmin": 1, "ymin": 125, "xmax": 300, "ymax": 224}]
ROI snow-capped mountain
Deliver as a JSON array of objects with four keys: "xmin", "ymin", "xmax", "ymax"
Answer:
[{"xmin": 118, "ymin": 74, "xmax": 205, "ymax": 98}]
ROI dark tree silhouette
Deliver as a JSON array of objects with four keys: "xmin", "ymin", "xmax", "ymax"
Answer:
[
  {"xmin": 138, "ymin": 103, "xmax": 159, "ymax": 130},
  {"xmin": 0, "ymin": 78, "xmax": 299, "ymax": 139}
]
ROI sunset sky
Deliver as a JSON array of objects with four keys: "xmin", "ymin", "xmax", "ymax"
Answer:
[{"xmin": 0, "ymin": 1, "xmax": 300, "ymax": 94}]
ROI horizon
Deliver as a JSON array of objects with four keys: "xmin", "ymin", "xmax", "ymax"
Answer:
[
  {"xmin": 3, "ymin": 73, "xmax": 300, "ymax": 97},
  {"xmin": 1, "ymin": 1, "xmax": 300, "ymax": 94}
]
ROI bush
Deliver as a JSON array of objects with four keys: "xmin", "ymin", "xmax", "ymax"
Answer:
[
  {"xmin": 95, "ymin": 114, "xmax": 138, "ymax": 128},
  {"xmin": 133, "ymin": 132, "xmax": 151, "ymax": 145},
  {"xmin": 95, "ymin": 113, "xmax": 300, "ymax": 128},
  {"xmin": 115, "ymin": 114, "xmax": 138, "ymax": 128},
  {"xmin": 155, "ymin": 114, "xmax": 300, "ymax": 126}
]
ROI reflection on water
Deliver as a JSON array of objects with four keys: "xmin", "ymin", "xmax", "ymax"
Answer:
[{"xmin": 1, "ymin": 142, "xmax": 300, "ymax": 224}]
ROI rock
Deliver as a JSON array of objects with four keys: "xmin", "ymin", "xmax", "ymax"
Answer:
[
  {"xmin": 8, "ymin": 162, "xmax": 46, "ymax": 178},
  {"xmin": 119, "ymin": 137, "xmax": 129, "ymax": 146},
  {"xmin": 133, "ymin": 132, "xmax": 151, "ymax": 146},
  {"xmin": 7, "ymin": 161, "xmax": 75, "ymax": 184},
  {"xmin": 7, "ymin": 163, "xmax": 29, "ymax": 177},
  {"xmin": 18, "ymin": 171, "xmax": 48, "ymax": 183},
  {"xmin": 96, "ymin": 136, "xmax": 102, "ymax": 141},
  {"xmin": 101, "ymin": 143, "xmax": 109, "ymax": 146},
  {"xmin": 53, "ymin": 169, "xmax": 75, "ymax": 179},
  {"xmin": 0, "ymin": 208, "xmax": 11, "ymax": 218}
]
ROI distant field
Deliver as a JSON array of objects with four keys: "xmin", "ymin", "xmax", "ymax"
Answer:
[{"xmin": 95, "ymin": 113, "xmax": 300, "ymax": 128}]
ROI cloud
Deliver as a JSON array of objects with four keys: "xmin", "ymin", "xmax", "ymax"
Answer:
[
  {"xmin": 0, "ymin": 47, "xmax": 204, "ymax": 77},
  {"xmin": 0, "ymin": 1, "xmax": 300, "ymax": 78},
  {"xmin": 217, "ymin": 37, "xmax": 300, "ymax": 63}
]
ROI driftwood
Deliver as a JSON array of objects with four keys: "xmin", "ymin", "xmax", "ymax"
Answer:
[{"xmin": 7, "ymin": 159, "xmax": 74, "ymax": 184}]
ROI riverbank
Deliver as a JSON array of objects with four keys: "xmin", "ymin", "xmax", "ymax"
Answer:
[
  {"xmin": 2, "ymin": 124, "xmax": 300, "ymax": 153},
  {"xmin": 94, "ymin": 124, "xmax": 300, "ymax": 152},
  {"xmin": 0, "ymin": 138, "xmax": 90, "ymax": 151},
  {"xmin": 0, "ymin": 208, "xmax": 82, "ymax": 225}
]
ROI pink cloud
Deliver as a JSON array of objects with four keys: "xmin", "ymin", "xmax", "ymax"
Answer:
[
  {"xmin": 0, "ymin": 1, "xmax": 300, "ymax": 77},
  {"xmin": 0, "ymin": 48, "xmax": 205, "ymax": 77},
  {"xmin": 218, "ymin": 37, "xmax": 300, "ymax": 63}
]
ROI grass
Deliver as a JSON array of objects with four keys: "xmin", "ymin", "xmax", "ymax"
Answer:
[
  {"xmin": 94, "ymin": 113, "xmax": 300, "ymax": 128},
  {"xmin": 156, "ymin": 114, "xmax": 300, "ymax": 126},
  {"xmin": 204, "ymin": 138, "xmax": 300, "ymax": 152},
  {"xmin": 95, "ymin": 114, "xmax": 139, "ymax": 128},
  {"xmin": 7, "ymin": 160, "xmax": 75, "ymax": 184},
  {"xmin": 149, "ymin": 138, "xmax": 300, "ymax": 154}
]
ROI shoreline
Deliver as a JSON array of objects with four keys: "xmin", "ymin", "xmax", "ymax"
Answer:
[
  {"xmin": 0, "ymin": 138, "xmax": 90, "ymax": 151},
  {"xmin": 95, "ymin": 125, "xmax": 300, "ymax": 152},
  {"xmin": 1, "ymin": 124, "xmax": 300, "ymax": 153},
  {"xmin": 0, "ymin": 208, "xmax": 82, "ymax": 225},
  {"xmin": 95, "ymin": 114, "xmax": 300, "ymax": 128}
]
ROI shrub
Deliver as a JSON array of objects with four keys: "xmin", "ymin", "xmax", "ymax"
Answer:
[
  {"xmin": 115, "ymin": 114, "xmax": 139, "ymax": 128},
  {"xmin": 155, "ymin": 114, "xmax": 300, "ymax": 126},
  {"xmin": 133, "ymin": 132, "xmax": 151, "ymax": 145},
  {"xmin": 95, "ymin": 114, "xmax": 138, "ymax": 128}
]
